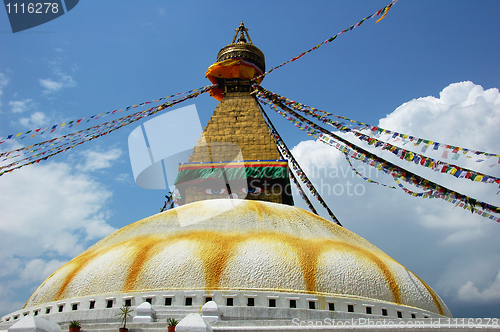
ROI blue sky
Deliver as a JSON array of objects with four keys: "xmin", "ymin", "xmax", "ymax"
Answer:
[{"xmin": 1, "ymin": 0, "xmax": 500, "ymax": 319}]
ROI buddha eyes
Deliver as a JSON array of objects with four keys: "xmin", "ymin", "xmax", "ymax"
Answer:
[
  {"xmin": 200, "ymin": 186, "xmax": 263, "ymax": 195},
  {"xmin": 201, "ymin": 188, "xmax": 227, "ymax": 195},
  {"xmin": 241, "ymin": 187, "xmax": 262, "ymax": 194}
]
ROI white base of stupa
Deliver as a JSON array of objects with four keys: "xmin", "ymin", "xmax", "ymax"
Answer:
[{"xmin": 1, "ymin": 289, "xmax": 451, "ymax": 332}]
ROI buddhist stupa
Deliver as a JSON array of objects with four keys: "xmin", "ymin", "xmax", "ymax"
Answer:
[{"xmin": 0, "ymin": 23, "xmax": 451, "ymax": 332}]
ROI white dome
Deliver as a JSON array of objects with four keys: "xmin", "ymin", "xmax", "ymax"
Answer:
[{"xmin": 25, "ymin": 199, "xmax": 450, "ymax": 317}]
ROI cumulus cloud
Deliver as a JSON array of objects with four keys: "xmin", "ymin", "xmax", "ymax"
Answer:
[
  {"xmin": 17, "ymin": 111, "xmax": 49, "ymax": 128},
  {"xmin": 19, "ymin": 259, "xmax": 66, "ymax": 285},
  {"xmin": 0, "ymin": 162, "xmax": 115, "ymax": 254},
  {"xmin": 379, "ymin": 81, "xmax": 500, "ymax": 153},
  {"xmin": 0, "ymin": 161, "xmax": 116, "ymax": 316},
  {"xmin": 290, "ymin": 82, "xmax": 500, "ymax": 314},
  {"xmin": 77, "ymin": 148, "xmax": 123, "ymax": 172},
  {"xmin": 458, "ymin": 271, "xmax": 500, "ymax": 303}
]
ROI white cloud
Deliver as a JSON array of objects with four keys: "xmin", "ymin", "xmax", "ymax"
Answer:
[
  {"xmin": 40, "ymin": 75, "xmax": 76, "ymax": 94},
  {"xmin": 39, "ymin": 78, "xmax": 64, "ymax": 93},
  {"xmin": 0, "ymin": 162, "xmax": 115, "ymax": 254},
  {"xmin": 0, "ymin": 257, "xmax": 22, "ymax": 279},
  {"xmin": 77, "ymin": 148, "xmax": 123, "ymax": 172},
  {"xmin": 379, "ymin": 81, "xmax": 500, "ymax": 153},
  {"xmin": 39, "ymin": 60, "xmax": 77, "ymax": 94},
  {"xmin": 19, "ymin": 259, "xmax": 66, "ymax": 285},
  {"xmin": 115, "ymin": 173, "xmax": 132, "ymax": 183},
  {"xmin": 0, "ymin": 73, "xmax": 9, "ymax": 112},
  {"xmin": 457, "ymin": 271, "xmax": 500, "ymax": 303},
  {"xmin": 82, "ymin": 214, "xmax": 116, "ymax": 242},
  {"xmin": 0, "ymin": 73, "xmax": 8, "ymax": 92},
  {"xmin": 9, "ymin": 99, "xmax": 35, "ymax": 114},
  {"xmin": 0, "ymin": 296, "xmax": 23, "ymax": 322},
  {"xmin": 18, "ymin": 111, "xmax": 50, "ymax": 128},
  {"xmin": 0, "ymin": 160, "xmax": 116, "ymax": 316}
]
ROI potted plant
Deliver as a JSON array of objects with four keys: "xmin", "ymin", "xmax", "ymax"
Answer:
[
  {"xmin": 69, "ymin": 320, "xmax": 81, "ymax": 332},
  {"xmin": 117, "ymin": 305, "xmax": 133, "ymax": 332},
  {"xmin": 167, "ymin": 318, "xmax": 178, "ymax": 332}
]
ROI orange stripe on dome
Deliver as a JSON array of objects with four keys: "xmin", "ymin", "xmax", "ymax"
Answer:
[
  {"xmin": 124, "ymin": 236, "xmax": 165, "ymax": 293},
  {"xmin": 53, "ymin": 247, "xmax": 105, "ymax": 301},
  {"xmin": 313, "ymin": 239, "xmax": 402, "ymax": 304},
  {"xmin": 141, "ymin": 229, "xmax": 401, "ymax": 304},
  {"xmin": 412, "ymin": 272, "xmax": 444, "ymax": 316},
  {"xmin": 37, "ymin": 215, "xmax": 399, "ymax": 307}
]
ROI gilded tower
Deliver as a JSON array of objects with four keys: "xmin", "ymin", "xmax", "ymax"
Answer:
[{"xmin": 174, "ymin": 23, "xmax": 293, "ymax": 206}]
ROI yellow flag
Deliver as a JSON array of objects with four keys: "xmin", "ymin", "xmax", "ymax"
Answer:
[{"xmin": 376, "ymin": 4, "xmax": 392, "ymax": 23}]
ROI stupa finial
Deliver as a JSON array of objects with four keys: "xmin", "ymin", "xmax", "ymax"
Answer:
[
  {"xmin": 215, "ymin": 22, "xmax": 264, "ymax": 73},
  {"xmin": 231, "ymin": 21, "xmax": 253, "ymax": 45},
  {"xmin": 206, "ymin": 23, "xmax": 266, "ymax": 101}
]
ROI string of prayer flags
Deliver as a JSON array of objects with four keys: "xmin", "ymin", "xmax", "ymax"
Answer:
[
  {"xmin": 393, "ymin": 176, "xmax": 437, "ymax": 197},
  {"xmin": 288, "ymin": 167, "xmax": 319, "ymax": 216},
  {"xmin": 259, "ymin": 87, "xmax": 500, "ymax": 165},
  {"xmin": 256, "ymin": 88, "xmax": 500, "ymax": 222},
  {"xmin": 160, "ymin": 189, "xmax": 181, "ymax": 212},
  {"xmin": 0, "ymin": 84, "xmax": 216, "ymax": 144},
  {"xmin": 250, "ymin": 0, "xmax": 398, "ymax": 82},
  {"xmin": 375, "ymin": 1, "xmax": 395, "ymax": 23},
  {"xmin": 0, "ymin": 84, "xmax": 216, "ymax": 161},
  {"xmin": 392, "ymin": 176, "xmax": 499, "ymax": 222},
  {"xmin": 344, "ymin": 154, "xmax": 397, "ymax": 189},
  {"xmin": 254, "ymin": 86, "xmax": 500, "ymax": 186},
  {"xmin": 0, "ymin": 86, "xmax": 213, "ymax": 177},
  {"xmin": 275, "ymin": 129, "xmax": 342, "ymax": 226},
  {"xmin": 258, "ymin": 100, "xmax": 342, "ymax": 226}
]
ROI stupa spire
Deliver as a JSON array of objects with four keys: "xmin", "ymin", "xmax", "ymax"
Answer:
[
  {"xmin": 174, "ymin": 24, "xmax": 293, "ymax": 206},
  {"xmin": 232, "ymin": 21, "xmax": 253, "ymax": 44},
  {"xmin": 206, "ymin": 23, "xmax": 265, "ymax": 101}
]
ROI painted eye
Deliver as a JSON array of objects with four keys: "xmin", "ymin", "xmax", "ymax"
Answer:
[
  {"xmin": 251, "ymin": 187, "xmax": 262, "ymax": 194},
  {"xmin": 241, "ymin": 187, "xmax": 262, "ymax": 194},
  {"xmin": 202, "ymin": 188, "xmax": 227, "ymax": 195}
]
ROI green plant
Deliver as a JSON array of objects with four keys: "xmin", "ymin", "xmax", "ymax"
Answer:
[
  {"xmin": 167, "ymin": 318, "xmax": 179, "ymax": 326},
  {"xmin": 69, "ymin": 320, "xmax": 81, "ymax": 328},
  {"xmin": 117, "ymin": 305, "xmax": 133, "ymax": 329}
]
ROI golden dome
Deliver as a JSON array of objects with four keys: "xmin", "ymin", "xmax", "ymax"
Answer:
[
  {"xmin": 25, "ymin": 200, "xmax": 450, "ymax": 317},
  {"xmin": 216, "ymin": 22, "xmax": 265, "ymax": 73}
]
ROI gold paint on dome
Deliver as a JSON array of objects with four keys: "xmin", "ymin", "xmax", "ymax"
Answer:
[
  {"xmin": 412, "ymin": 272, "xmax": 444, "ymax": 316},
  {"xmin": 53, "ymin": 231, "xmax": 401, "ymax": 299},
  {"xmin": 25, "ymin": 200, "xmax": 450, "ymax": 317}
]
